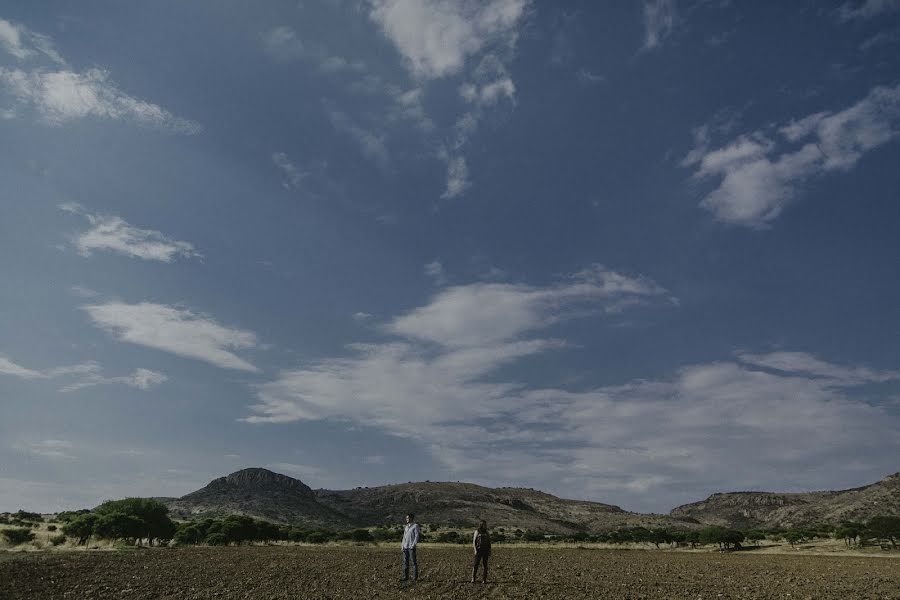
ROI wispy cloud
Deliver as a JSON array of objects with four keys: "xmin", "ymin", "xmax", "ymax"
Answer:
[
  {"xmin": 0, "ymin": 19, "xmax": 199, "ymax": 133},
  {"xmin": 837, "ymin": 0, "xmax": 900, "ymax": 22},
  {"xmin": 0, "ymin": 67, "xmax": 202, "ymax": 133},
  {"xmin": 368, "ymin": 1, "xmax": 529, "ymax": 199},
  {"xmin": 368, "ymin": 0, "xmax": 529, "ymax": 80},
  {"xmin": 246, "ymin": 265, "xmax": 672, "ymax": 426},
  {"xmin": 736, "ymin": 351, "xmax": 900, "ymax": 386},
  {"xmin": 641, "ymin": 0, "xmax": 676, "ymax": 51},
  {"xmin": 272, "ymin": 152, "xmax": 308, "ymax": 190},
  {"xmin": 262, "ymin": 26, "xmax": 365, "ymax": 74},
  {"xmin": 82, "ymin": 301, "xmax": 260, "ymax": 372},
  {"xmin": 242, "ymin": 261, "xmax": 898, "ymax": 509},
  {"xmin": 58, "ymin": 367, "xmax": 168, "ymax": 393},
  {"xmin": 0, "ymin": 355, "xmax": 44, "ymax": 379},
  {"xmin": 424, "ymin": 259, "xmax": 446, "ymax": 285},
  {"xmin": 0, "ymin": 354, "xmax": 165, "ymax": 392},
  {"xmin": 327, "ymin": 107, "xmax": 389, "ymax": 167},
  {"xmin": 61, "ymin": 204, "xmax": 202, "ymax": 262},
  {"xmin": 683, "ymin": 84, "xmax": 900, "ymax": 227},
  {"xmin": 0, "ymin": 17, "xmax": 64, "ymax": 64}
]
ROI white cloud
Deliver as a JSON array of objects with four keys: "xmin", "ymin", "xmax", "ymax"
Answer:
[
  {"xmin": 0, "ymin": 20, "xmax": 198, "ymax": 134},
  {"xmin": 424, "ymin": 259, "xmax": 446, "ymax": 285},
  {"xmin": 58, "ymin": 367, "xmax": 168, "ymax": 393},
  {"xmin": 684, "ymin": 84, "xmax": 900, "ymax": 227},
  {"xmin": 439, "ymin": 153, "xmax": 470, "ymax": 199},
  {"xmin": 0, "ymin": 18, "xmax": 64, "ymax": 64},
  {"xmin": 368, "ymin": 0, "xmax": 529, "ymax": 80},
  {"xmin": 82, "ymin": 301, "xmax": 260, "ymax": 372},
  {"xmin": 62, "ymin": 205, "xmax": 201, "ymax": 262},
  {"xmin": 327, "ymin": 108, "xmax": 389, "ymax": 167},
  {"xmin": 387, "ymin": 265, "xmax": 670, "ymax": 348},
  {"xmin": 352, "ymin": 312, "xmax": 374, "ymax": 321},
  {"xmin": 244, "ymin": 266, "xmax": 898, "ymax": 509},
  {"xmin": 0, "ymin": 353, "xmax": 166, "ymax": 392},
  {"xmin": 272, "ymin": 152, "xmax": 308, "ymax": 190},
  {"xmin": 0, "ymin": 67, "xmax": 201, "ymax": 133},
  {"xmin": 642, "ymin": 0, "xmax": 676, "ymax": 51},
  {"xmin": 837, "ymin": 0, "xmax": 900, "ymax": 21},
  {"xmin": 0, "ymin": 355, "xmax": 44, "ymax": 379},
  {"xmin": 262, "ymin": 26, "xmax": 365, "ymax": 74},
  {"xmin": 736, "ymin": 351, "xmax": 900, "ymax": 386},
  {"xmin": 576, "ymin": 68, "xmax": 605, "ymax": 85},
  {"xmin": 246, "ymin": 265, "xmax": 672, "ymax": 429}
]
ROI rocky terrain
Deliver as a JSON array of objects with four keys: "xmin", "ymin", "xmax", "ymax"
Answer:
[
  {"xmin": 167, "ymin": 468, "xmax": 694, "ymax": 533},
  {"xmin": 165, "ymin": 467, "xmax": 900, "ymax": 531},
  {"xmin": 670, "ymin": 472, "xmax": 900, "ymax": 529}
]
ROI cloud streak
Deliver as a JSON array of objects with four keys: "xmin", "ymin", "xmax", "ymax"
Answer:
[
  {"xmin": 82, "ymin": 301, "xmax": 260, "ymax": 372},
  {"xmin": 0, "ymin": 19, "xmax": 199, "ymax": 133},
  {"xmin": 61, "ymin": 204, "xmax": 201, "ymax": 262},
  {"xmin": 684, "ymin": 84, "xmax": 900, "ymax": 227}
]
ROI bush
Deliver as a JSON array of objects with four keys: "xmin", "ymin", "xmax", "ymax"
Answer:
[
  {"xmin": 205, "ymin": 533, "xmax": 228, "ymax": 546},
  {"xmin": 435, "ymin": 531, "xmax": 460, "ymax": 543},
  {"xmin": 94, "ymin": 498, "xmax": 176, "ymax": 545},
  {"xmin": 62, "ymin": 514, "xmax": 98, "ymax": 545},
  {"xmin": 173, "ymin": 525, "xmax": 204, "ymax": 546},
  {"xmin": 2, "ymin": 528, "xmax": 36, "ymax": 545},
  {"xmin": 350, "ymin": 529, "xmax": 374, "ymax": 543},
  {"xmin": 47, "ymin": 525, "xmax": 57, "ymax": 532},
  {"xmin": 523, "ymin": 531, "xmax": 545, "ymax": 542},
  {"xmin": 306, "ymin": 530, "xmax": 333, "ymax": 544},
  {"xmin": 50, "ymin": 534, "xmax": 67, "ymax": 546}
]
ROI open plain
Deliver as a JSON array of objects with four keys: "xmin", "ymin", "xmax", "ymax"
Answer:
[{"xmin": 2, "ymin": 546, "xmax": 898, "ymax": 600}]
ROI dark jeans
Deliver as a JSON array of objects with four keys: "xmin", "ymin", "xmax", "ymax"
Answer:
[
  {"xmin": 472, "ymin": 551, "xmax": 489, "ymax": 582},
  {"xmin": 402, "ymin": 547, "xmax": 417, "ymax": 580}
]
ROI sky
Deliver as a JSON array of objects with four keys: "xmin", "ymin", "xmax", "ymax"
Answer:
[{"xmin": 1, "ymin": 0, "xmax": 899, "ymax": 515}]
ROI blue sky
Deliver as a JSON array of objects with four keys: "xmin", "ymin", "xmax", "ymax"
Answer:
[{"xmin": 1, "ymin": 0, "xmax": 899, "ymax": 514}]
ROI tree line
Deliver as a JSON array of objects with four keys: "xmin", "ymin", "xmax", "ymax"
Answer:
[{"xmin": 3, "ymin": 501, "xmax": 899, "ymax": 550}]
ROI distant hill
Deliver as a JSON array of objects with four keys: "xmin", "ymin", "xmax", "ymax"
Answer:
[
  {"xmin": 165, "ymin": 468, "xmax": 900, "ymax": 531},
  {"xmin": 167, "ymin": 468, "xmax": 351, "ymax": 527},
  {"xmin": 166, "ymin": 468, "xmax": 694, "ymax": 533},
  {"xmin": 669, "ymin": 472, "xmax": 900, "ymax": 529}
]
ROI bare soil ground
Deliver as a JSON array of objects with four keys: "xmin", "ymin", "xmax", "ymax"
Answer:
[{"xmin": 1, "ymin": 545, "xmax": 898, "ymax": 599}]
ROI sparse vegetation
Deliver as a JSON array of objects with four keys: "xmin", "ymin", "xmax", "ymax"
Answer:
[{"xmin": 1, "ymin": 528, "xmax": 36, "ymax": 545}]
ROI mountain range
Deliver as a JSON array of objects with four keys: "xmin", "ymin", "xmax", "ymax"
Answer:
[{"xmin": 163, "ymin": 468, "xmax": 900, "ymax": 531}]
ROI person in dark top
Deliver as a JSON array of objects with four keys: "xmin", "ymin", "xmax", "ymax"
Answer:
[{"xmin": 471, "ymin": 520, "xmax": 491, "ymax": 584}]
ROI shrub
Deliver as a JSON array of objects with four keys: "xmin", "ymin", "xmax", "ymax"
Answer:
[
  {"xmin": 62, "ymin": 514, "xmax": 98, "ymax": 545},
  {"xmin": 350, "ymin": 529, "xmax": 374, "ymax": 543},
  {"xmin": 2, "ymin": 528, "xmax": 36, "ymax": 545},
  {"xmin": 523, "ymin": 531, "xmax": 545, "ymax": 542},
  {"xmin": 94, "ymin": 498, "xmax": 176, "ymax": 545},
  {"xmin": 174, "ymin": 525, "xmax": 204, "ymax": 546},
  {"xmin": 306, "ymin": 530, "xmax": 333, "ymax": 544},
  {"xmin": 50, "ymin": 534, "xmax": 67, "ymax": 546},
  {"xmin": 205, "ymin": 533, "xmax": 228, "ymax": 546},
  {"xmin": 47, "ymin": 525, "xmax": 57, "ymax": 532},
  {"xmin": 436, "ymin": 531, "xmax": 460, "ymax": 543}
]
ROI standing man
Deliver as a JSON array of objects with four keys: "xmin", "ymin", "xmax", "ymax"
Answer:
[{"xmin": 400, "ymin": 513, "xmax": 420, "ymax": 582}]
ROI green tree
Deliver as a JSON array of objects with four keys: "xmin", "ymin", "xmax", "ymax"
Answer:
[
  {"xmin": 62, "ymin": 513, "xmax": 98, "ymax": 545},
  {"xmin": 783, "ymin": 530, "xmax": 804, "ymax": 547},
  {"xmin": 867, "ymin": 516, "xmax": 900, "ymax": 548},
  {"xmin": 205, "ymin": 533, "xmax": 228, "ymax": 546},
  {"xmin": 94, "ymin": 498, "xmax": 175, "ymax": 546},
  {"xmin": 173, "ymin": 524, "xmax": 204, "ymax": 546},
  {"xmin": 350, "ymin": 529, "xmax": 375, "ymax": 543},
  {"xmin": 1, "ymin": 528, "xmax": 35, "ymax": 545},
  {"xmin": 834, "ymin": 523, "xmax": 863, "ymax": 546},
  {"xmin": 94, "ymin": 512, "xmax": 145, "ymax": 542}
]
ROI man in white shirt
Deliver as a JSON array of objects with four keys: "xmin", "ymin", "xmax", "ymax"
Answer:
[{"xmin": 400, "ymin": 513, "xmax": 420, "ymax": 581}]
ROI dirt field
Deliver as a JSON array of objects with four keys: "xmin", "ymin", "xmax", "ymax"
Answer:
[{"xmin": 1, "ymin": 545, "xmax": 898, "ymax": 599}]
